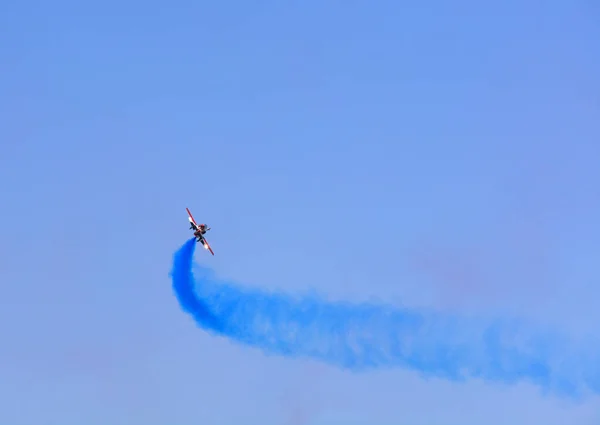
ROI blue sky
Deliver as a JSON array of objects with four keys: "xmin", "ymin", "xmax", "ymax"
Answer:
[{"xmin": 1, "ymin": 1, "xmax": 599, "ymax": 424}]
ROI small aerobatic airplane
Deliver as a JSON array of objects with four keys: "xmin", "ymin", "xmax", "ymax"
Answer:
[{"xmin": 186, "ymin": 207, "xmax": 214, "ymax": 255}]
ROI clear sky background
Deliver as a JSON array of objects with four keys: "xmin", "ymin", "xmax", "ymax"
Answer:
[{"xmin": 1, "ymin": 1, "xmax": 599, "ymax": 424}]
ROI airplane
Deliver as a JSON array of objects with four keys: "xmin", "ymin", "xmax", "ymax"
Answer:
[{"xmin": 186, "ymin": 207, "xmax": 214, "ymax": 255}]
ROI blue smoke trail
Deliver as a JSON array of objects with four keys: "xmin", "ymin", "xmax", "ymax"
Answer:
[{"xmin": 170, "ymin": 238, "xmax": 599, "ymax": 398}]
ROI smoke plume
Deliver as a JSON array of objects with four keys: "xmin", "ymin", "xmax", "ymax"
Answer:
[{"xmin": 170, "ymin": 238, "xmax": 599, "ymax": 399}]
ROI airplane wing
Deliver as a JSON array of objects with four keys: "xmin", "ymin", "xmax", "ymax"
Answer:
[
  {"xmin": 186, "ymin": 207, "xmax": 214, "ymax": 255},
  {"xmin": 202, "ymin": 237, "xmax": 215, "ymax": 255},
  {"xmin": 186, "ymin": 207, "xmax": 199, "ymax": 230}
]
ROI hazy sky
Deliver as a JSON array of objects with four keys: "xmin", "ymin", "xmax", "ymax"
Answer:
[{"xmin": 1, "ymin": 1, "xmax": 599, "ymax": 424}]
